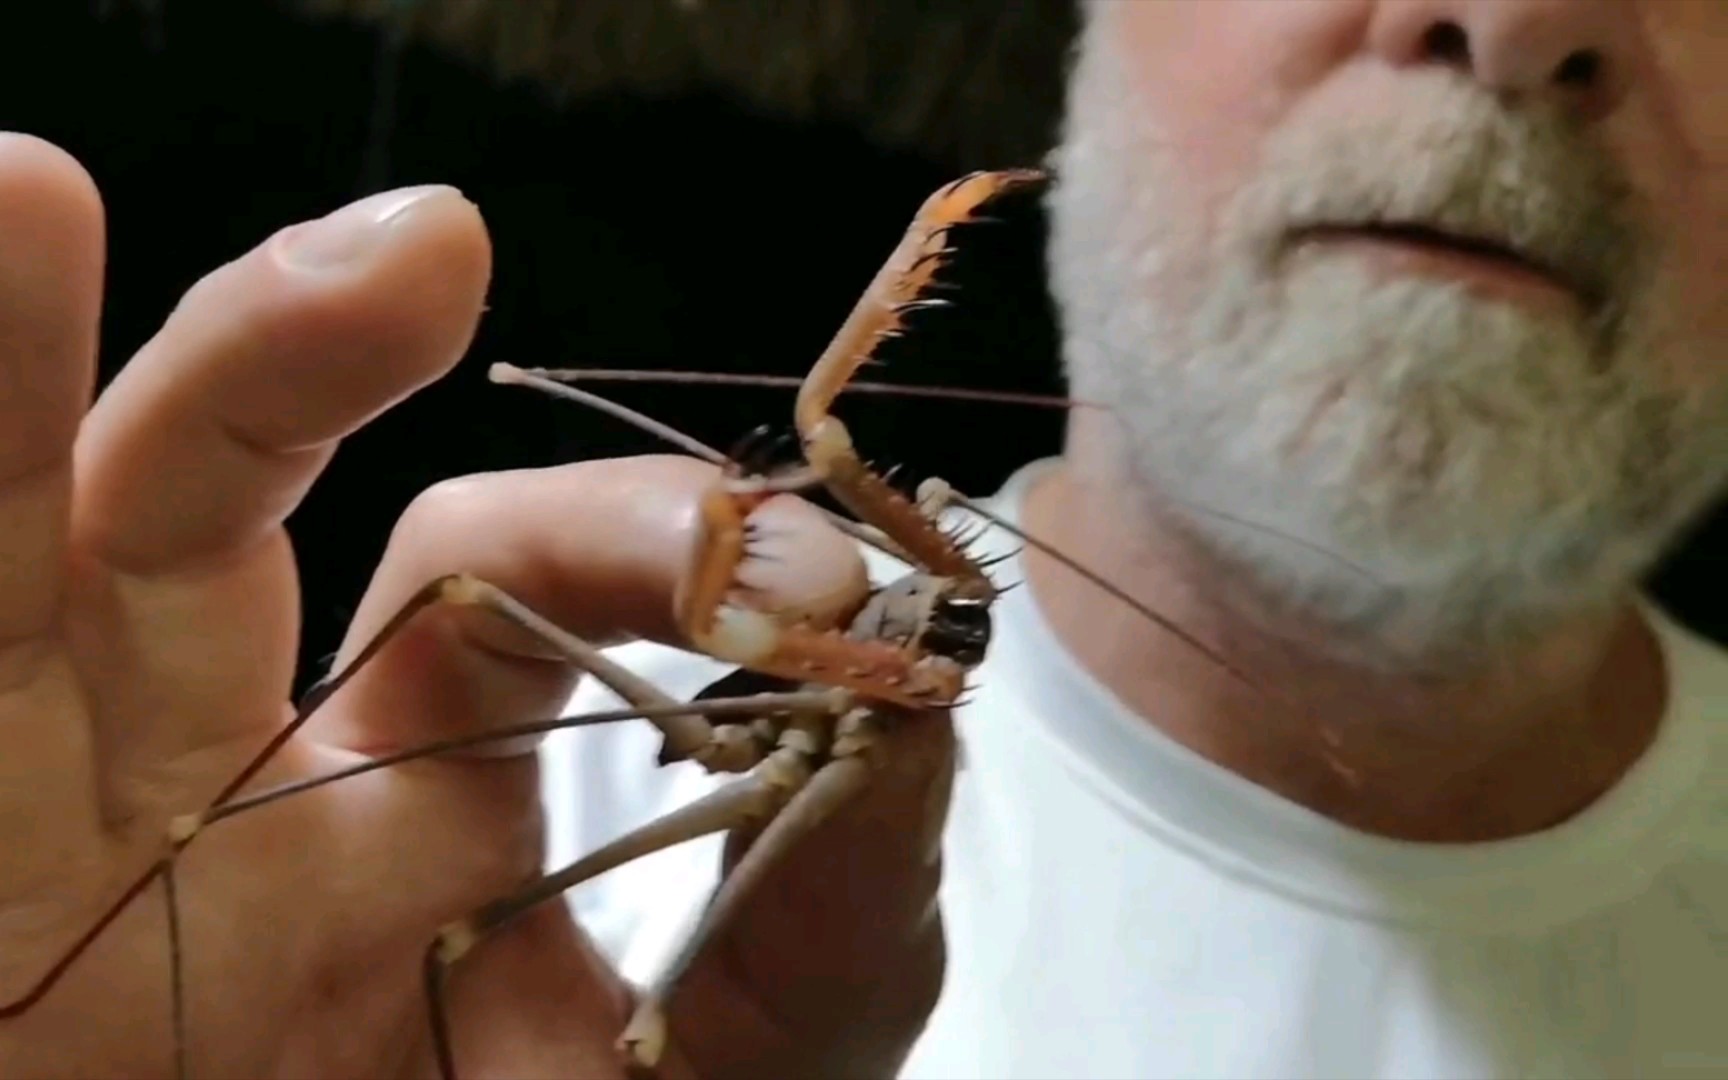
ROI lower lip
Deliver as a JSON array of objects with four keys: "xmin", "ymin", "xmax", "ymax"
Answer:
[{"xmin": 1289, "ymin": 228, "xmax": 1582, "ymax": 317}]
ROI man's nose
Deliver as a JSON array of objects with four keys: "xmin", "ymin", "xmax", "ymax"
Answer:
[{"xmin": 1367, "ymin": 0, "xmax": 1635, "ymax": 120}]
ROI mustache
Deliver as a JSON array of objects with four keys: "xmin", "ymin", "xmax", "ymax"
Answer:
[{"xmin": 1242, "ymin": 81, "xmax": 1652, "ymax": 322}]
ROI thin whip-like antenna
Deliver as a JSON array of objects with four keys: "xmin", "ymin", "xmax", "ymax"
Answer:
[
  {"xmin": 487, "ymin": 363, "xmax": 915, "ymax": 563},
  {"xmin": 520, "ymin": 367, "xmax": 1100, "ymax": 411},
  {"xmin": 948, "ymin": 490, "xmax": 1267, "ymax": 696},
  {"xmin": 508, "ymin": 365, "xmax": 1380, "ymax": 588},
  {"xmin": 491, "ymin": 363, "xmax": 728, "ymax": 466}
]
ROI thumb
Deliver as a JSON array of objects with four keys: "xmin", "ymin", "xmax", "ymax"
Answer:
[{"xmin": 665, "ymin": 699, "xmax": 957, "ymax": 1079}]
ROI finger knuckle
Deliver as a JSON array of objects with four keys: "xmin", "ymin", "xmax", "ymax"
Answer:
[{"xmin": 397, "ymin": 474, "xmax": 499, "ymax": 538}]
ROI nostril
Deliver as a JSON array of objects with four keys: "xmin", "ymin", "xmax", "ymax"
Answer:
[
  {"xmin": 1553, "ymin": 49, "xmax": 1603, "ymax": 89},
  {"xmin": 1420, "ymin": 21, "xmax": 1471, "ymax": 67}
]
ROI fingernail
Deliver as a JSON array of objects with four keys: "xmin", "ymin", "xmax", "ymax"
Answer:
[{"xmin": 275, "ymin": 184, "xmax": 462, "ymax": 270}]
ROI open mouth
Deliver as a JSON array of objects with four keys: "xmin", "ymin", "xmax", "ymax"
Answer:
[{"xmin": 1286, "ymin": 221, "xmax": 1585, "ymax": 309}]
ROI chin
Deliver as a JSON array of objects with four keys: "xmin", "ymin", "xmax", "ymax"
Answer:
[
  {"xmin": 1045, "ymin": 37, "xmax": 1728, "ymax": 661},
  {"xmin": 1058, "ymin": 233, "xmax": 1723, "ymax": 665}
]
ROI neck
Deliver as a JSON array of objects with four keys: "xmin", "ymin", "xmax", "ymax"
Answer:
[{"xmin": 1018, "ymin": 452, "xmax": 1669, "ymax": 844}]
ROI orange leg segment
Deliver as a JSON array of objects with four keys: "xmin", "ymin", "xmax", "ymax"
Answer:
[
  {"xmin": 677, "ymin": 483, "xmax": 964, "ymax": 709},
  {"xmin": 793, "ymin": 168, "xmax": 1049, "ymax": 600}
]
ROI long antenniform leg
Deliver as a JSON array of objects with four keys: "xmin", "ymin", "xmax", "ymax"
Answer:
[{"xmin": 0, "ymin": 570, "xmax": 839, "ymax": 1080}]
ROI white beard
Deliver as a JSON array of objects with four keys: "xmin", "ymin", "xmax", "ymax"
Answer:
[{"xmin": 1045, "ymin": 19, "xmax": 1728, "ymax": 669}]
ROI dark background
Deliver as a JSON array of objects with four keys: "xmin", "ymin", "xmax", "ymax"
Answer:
[{"xmin": 5, "ymin": 1, "xmax": 1722, "ymax": 695}]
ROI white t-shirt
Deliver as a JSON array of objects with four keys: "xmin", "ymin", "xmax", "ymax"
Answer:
[{"xmin": 542, "ymin": 458, "xmax": 1728, "ymax": 1079}]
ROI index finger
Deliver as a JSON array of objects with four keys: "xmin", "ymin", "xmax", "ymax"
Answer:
[
  {"xmin": 0, "ymin": 136, "xmax": 107, "ymax": 879},
  {"xmin": 316, "ymin": 454, "xmax": 871, "ymax": 756}
]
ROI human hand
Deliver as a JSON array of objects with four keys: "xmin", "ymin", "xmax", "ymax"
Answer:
[{"xmin": 0, "ymin": 132, "xmax": 951, "ymax": 1078}]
